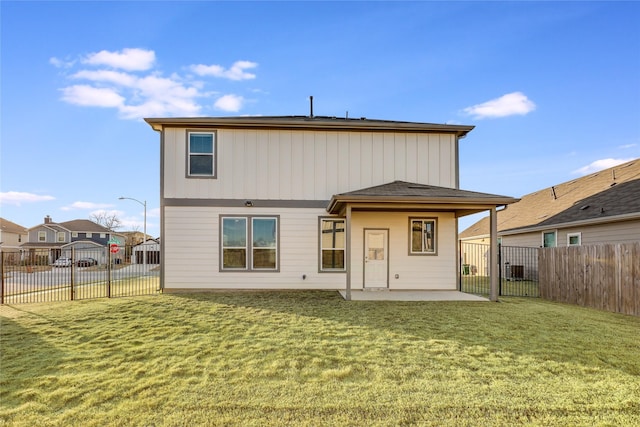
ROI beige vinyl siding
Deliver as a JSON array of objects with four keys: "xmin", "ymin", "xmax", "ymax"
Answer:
[
  {"xmin": 163, "ymin": 128, "xmax": 457, "ymax": 200},
  {"xmin": 501, "ymin": 219, "xmax": 640, "ymax": 248},
  {"xmin": 350, "ymin": 211, "xmax": 458, "ymax": 290},
  {"xmin": 561, "ymin": 220, "xmax": 640, "ymax": 245},
  {"xmin": 164, "ymin": 207, "xmax": 458, "ymax": 291},
  {"xmin": 163, "ymin": 206, "xmax": 346, "ymax": 290}
]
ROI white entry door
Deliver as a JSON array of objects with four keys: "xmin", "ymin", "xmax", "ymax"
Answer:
[{"xmin": 364, "ymin": 229, "xmax": 388, "ymax": 288}]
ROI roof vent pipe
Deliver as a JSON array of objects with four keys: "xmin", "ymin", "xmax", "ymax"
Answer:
[
  {"xmin": 309, "ymin": 96, "xmax": 313, "ymax": 118},
  {"xmin": 551, "ymin": 186, "xmax": 557, "ymax": 200}
]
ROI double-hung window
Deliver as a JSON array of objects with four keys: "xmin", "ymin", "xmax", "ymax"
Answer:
[
  {"xmin": 542, "ymin": 231, "xmax": 557, "ymax": 247},
  {"xmin": 188, "ymin": 131, "xmax": 216, "ymax": 177},
  {"xmin": 221, "ymin": 216, "xmax": 278, "ymax": 271},
  {"xmin": 319, "ymin": 218, "xmax": 345, "ymax": 271},
  {"xmin": 409, "ymin": 218, "xmax": 437, "ymax": 255},
  {"xmin": 57, "ymin": 232, "xmax": 65, "ymax": 242},
  {"xmin": 38, "ymin": 231, "xmax": 46, "ymax": 242}
]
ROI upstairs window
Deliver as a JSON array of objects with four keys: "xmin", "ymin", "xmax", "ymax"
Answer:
[
  {"xmin": 57, "ymin": 232, "xmax": 65, "ymax": 242},
  {"xmin": 319, "ymin": 218, "xmax": 345, "ymax": 271},
  {"xmin": 410, "ymin": 218, "xmax": 437, "ymax": 255},
  {"xmin": 188, "ymin": 131, "xmax": 216, "ymax": 177},
  {"xmin": 38, "ymin": 231, "xmax": 46, "ymax": 242}
]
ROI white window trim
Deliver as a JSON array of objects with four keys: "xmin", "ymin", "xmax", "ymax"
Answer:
[
  {"xmin": 38, "ymin": 231, "xmax": 46, "ymax": 242},
  {"xmin": 187, "ymin": 130, "xmax": 217, "ymax": 178},
  {"xmin": 567, "ymin": 232, "xmax": 582, "ymax": 246},
  {"xmin": 57, "ymin": 232, "xmax": 65, "ymax": 242}
]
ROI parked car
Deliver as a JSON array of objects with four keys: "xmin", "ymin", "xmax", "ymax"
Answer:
[
  {"xmin": 77, "ymin": 257, "xmax": 98, "ymax": 267},
  {"xmin": 53, "ymin": 257, "xmax": 72, "ymax": 267}
]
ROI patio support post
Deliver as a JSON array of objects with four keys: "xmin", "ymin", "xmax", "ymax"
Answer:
[
  {"xmin": 489, "ymin": 206, "xmax": 499, "ymax": 302},
  {"xmin": 345, "ymin": 205, "xmax": 352, "ymax": 301}
]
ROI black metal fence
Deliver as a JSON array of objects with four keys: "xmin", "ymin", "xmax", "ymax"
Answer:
[
  {"xmin": 1, "ymin": 245, "xmax": 160, "ymax": 305},
  {"xmin": 460, "ymin": 242, "xmax": 539, "ymax": 297}
]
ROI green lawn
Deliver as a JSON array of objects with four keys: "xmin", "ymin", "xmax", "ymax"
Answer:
[{"xmin": 1, "ymin": 292, "xmax": 639, "ymax": 426}]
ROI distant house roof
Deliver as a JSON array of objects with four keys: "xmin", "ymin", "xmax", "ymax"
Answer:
[
  {"xmin": 58, "ymin": 219, "xmax": 111, "ymax": 233},
  {"xmin": 145, "ymin": 115, "xmax": 475, "ymax": 137},
  {"xmin": 0, "ymin": 218, "xmax": 28, "ymax": 235},
  {"xmin": 327, "ymin": 180, "xmax": 518, "ymax": 216},
  {"xmin": 460, "ymin": 158, "xmax": 640, "ymax": 238}
]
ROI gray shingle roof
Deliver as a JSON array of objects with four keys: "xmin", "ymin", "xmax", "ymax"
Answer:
[
  {"xmin": 460, "ymin": 158, "xmax": 640, "ymax": 237},
  {"xmin": 58, "ymin": 220, "xmax": 111, "ymax": 233},
  {"xmin": 328, "ymin": 181, "xmax": 518, "ymax": 214}
]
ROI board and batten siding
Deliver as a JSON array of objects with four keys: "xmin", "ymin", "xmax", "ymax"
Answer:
[{"xmin": 163, "ymin": 128, "xmax": 458, "ymax": 200}]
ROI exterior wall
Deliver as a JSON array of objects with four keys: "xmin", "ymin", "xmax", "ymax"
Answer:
[
  {"xmin": 500, "ymin": 219, "xmax": 640, "ymax": 247},
  {"xmin": 28, "ymin": 226, "xmax": 67, "ymax": 244},
  {"xmin": 0, "ymin": 231, "xmax": 26, "ymax": 249},
  {"xmin": 163, "ymin": 206, "xmax": 346, "ymax": 290},
  {"xmin": 163, "ymin": 128, "xmax": 458, "ymax": 200},
  {"xmin": 350, "ymin": 211, "xmax": 458, "ymax": 290},
  {"xmin": 163, "ymin": 207, "xmax": 456, "ymax": 291}
]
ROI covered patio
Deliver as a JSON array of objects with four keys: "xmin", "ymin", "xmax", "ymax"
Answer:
[{"xmin": 327, "ymin": 181, "xmax": 519, "ymax": 301}]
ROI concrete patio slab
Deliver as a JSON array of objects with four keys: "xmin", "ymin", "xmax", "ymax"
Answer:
[{"xmin": 338, "ymin": 290, "xmax": 489, "ymax": 301}]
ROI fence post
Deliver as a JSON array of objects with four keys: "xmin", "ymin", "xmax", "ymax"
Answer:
[
  {"xmin": 1, "ymin": 251, "xmax": 4, "ymax": 305},
  {"xmin": 70, "ymin": 247, "xmax": 75, "ymax": 301},
  {"xmin": 498, "ymin": 243, "xmax": 502, "ymax": 296},
  {"xmin": 107, "ymin": 247, "xmax": 112, "ymax": 298}
]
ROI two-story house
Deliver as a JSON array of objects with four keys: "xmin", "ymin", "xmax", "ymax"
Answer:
[
  {"xmin": 23, "ymin": 216, "xmax": 125, "ymax": 264},
  {"xmin": 0, "ymin": 218, "xmax": 28, "ymax": 251},
  {"xmin": 145, "ymin": 115, "xmax": 516, "ymax": 299}
]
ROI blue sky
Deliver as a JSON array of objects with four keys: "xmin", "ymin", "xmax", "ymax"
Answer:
[{"xmin": 1, "ymin": 1, "xmax": 639, "ymax": 237}]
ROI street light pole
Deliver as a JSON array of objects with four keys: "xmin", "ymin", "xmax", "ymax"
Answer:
[{"xmin": 119, "ymin": 196, "xmax": 147, "ymax": 268}]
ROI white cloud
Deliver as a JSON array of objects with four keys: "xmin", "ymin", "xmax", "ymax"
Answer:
[
  {"xmin": 61, "ymin": 201, "xmax": 115, "ymax": 211},
  {"xmin": 215, "ymin": 94, "xmax": 244, "ymax": 112},
  {"xmin": 0, "ymin": 191, "xmax": 55, "ymax": 206},
  {"xmin": 83, "ymin": 48, "xmax": 155, "ymax": 71},
  {"xmin": 618, "ymin": 143, "xmax": 637, "ymax": 149},
  {"xmin": 72, "ymin": 69, "xmax": 138, "ymax": 86},
  {"xmin": 61, "ymin": 85, "xmax": 125, "ymax": 107},
  {"xmin": 191, "ymin": 60, "xmax": 257, "ymax": 80},
  {"xmin": 463, "ymin": 92, "xmax": 536, "ymax": 119},
  {"xmin": 572, "ymin": 158, "xmax": 634, "ymax": 175},
  {"xmin": 55, "ymin": 48, "xmax": 258, "ymax": 119}
]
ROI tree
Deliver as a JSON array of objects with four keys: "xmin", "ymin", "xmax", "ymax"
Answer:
[{"xmin": 90, "ymin": 212, "xmax": 122, "ymax": 231}]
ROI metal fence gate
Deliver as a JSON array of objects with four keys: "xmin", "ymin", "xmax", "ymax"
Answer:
[
  {"xmin": 1, "ymin": 245, "xmax": 161, "ymax": 305},
  {"xmin": 460, "ymin": 242, "xmax": 539, "ymax": 297}
]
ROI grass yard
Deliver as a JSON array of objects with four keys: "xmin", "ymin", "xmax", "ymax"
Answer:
[{"xmin": 1, "ymin": 292, "xmax": 639, "ymax": 426}]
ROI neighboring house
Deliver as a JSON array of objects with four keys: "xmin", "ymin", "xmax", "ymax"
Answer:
[
  {"xmin": 22, "ymin": 216, "xmax": 126, "ymax": 264},
  {"xmin": 0, "ymin": 218, "xmax": 28, "ymax": 255},
  {"xmin": 145, "ymin": 115, "xmax": 517, "ymax": 296},
  {"xmin": 131, "ymin": 238, "xmax": 160, "ymax": 264},
  {"xmin": 460, "ymin": 158, "xmax": 640, "ymax": 247}
]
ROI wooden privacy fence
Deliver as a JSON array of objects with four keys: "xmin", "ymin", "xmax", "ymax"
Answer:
[{"xmin": 539, "ymin": 243, "xmax": 640, "ymax": 316}]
